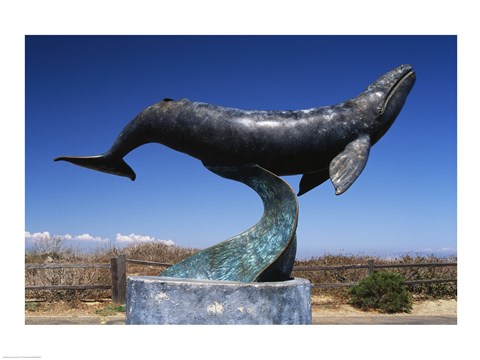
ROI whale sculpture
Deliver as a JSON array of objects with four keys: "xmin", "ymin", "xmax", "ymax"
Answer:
[{"xmin": 55, "ymin": 64, "xmax": 415, "ymax": 281}]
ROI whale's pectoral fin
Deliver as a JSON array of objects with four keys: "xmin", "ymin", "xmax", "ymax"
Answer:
[
  {"xmin": 298, "ymin": 168, "xmax": 330, "ymax": 196},
  {"xmin": 329, "ymin": 135, "xmax": 371, "ymax": 195}
]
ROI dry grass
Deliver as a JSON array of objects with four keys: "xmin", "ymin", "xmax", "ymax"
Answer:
[
  {"xmin": 25, "ymin": 236, "xmax": 456, "ymax": 305},
  {"xmin": 25, "ymin": 237, "xmax": 198, "ymax": 302},
  {"xmin": 295, "ymin": 253, "xmax": 457, "ymax": 300}
]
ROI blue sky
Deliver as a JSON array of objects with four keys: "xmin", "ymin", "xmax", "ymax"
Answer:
[{"xmin": 25, "ymin": 35, "xmax": 457, "ymax": 258}]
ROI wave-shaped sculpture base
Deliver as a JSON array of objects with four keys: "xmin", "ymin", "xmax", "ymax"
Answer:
[{"xmin": 160, "ymin": 163, "xmax": 298, "ymax": 282}]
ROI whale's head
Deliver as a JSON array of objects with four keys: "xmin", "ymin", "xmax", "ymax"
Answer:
[{"xmin": 362, "ymin": 64, "xmax": 416, "ymax": 143}]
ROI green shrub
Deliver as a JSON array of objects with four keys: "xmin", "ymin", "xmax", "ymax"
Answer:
[{"xmin": 348, "ymin": 271, "xmax": 412, "ymax": 313}]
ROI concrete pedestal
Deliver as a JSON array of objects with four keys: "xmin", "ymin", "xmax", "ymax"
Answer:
[{"xmin": 126, "ymin": 276, "xmax": 312, "ymax": 325}]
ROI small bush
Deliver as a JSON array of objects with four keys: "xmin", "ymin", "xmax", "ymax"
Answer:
[{"xmin": 348, "ymin": 271, "xmax": 412, "ymax": 313}]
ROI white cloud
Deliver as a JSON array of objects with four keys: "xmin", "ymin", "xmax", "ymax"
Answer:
[
  {"xmin": 420, "ymin": 247, "xmax": 456, "ymax": 254},
  {"xmin": 115, "ymin": 233, "xmax": 174, "ymax": 246},
  {"xmin": 25, "ymin": 230, "xmax": 174, "ymax": 249},
  {"xmin": 25, "ymin": 231, "xmax": 51, "ymax": 240},
  {"xmin": 76, "ymin": 234, "xmax": 94, "ymax": 240},
  {"xmin": 75, "ymin": 233, "xmax": 108, "ymax": 242},
  {"xmin": 25, "ymin": 231, "xmax": 110, "ymax": 244},
  {"xmin": 441, "ymin": 247, "xmax": 456, "ymax": 252},
  {"xmin": 116, "ymin": 233, "xmax": 153, "ymax": 242}
]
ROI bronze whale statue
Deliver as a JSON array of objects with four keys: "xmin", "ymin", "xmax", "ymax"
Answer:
[
  {"xmin": 55, "ymin": 64, "xmax": 415, "ymax": 196},
  {"xmin": 55, "ymin": 64, "xmax": 415, "ymax": 282}
]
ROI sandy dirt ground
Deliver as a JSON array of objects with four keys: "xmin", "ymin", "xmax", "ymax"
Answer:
[
  {"xmin": 25, "ymin": 296, "xmax": 457, "ymax": 317},
  {"xmin": 311, "ymin": 295, "xmax": 457, "ymax": 316},
  {"xmin": 25, "ymin": 299, "xmax": 122, "ymax": 317}
]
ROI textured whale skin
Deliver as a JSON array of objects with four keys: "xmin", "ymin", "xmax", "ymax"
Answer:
[{"xmin": 55, "ymin": 64, "xmax": 415, "ymax": 195}]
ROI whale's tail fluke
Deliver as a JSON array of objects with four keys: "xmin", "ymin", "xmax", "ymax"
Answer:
[{"xmin": 54, "ymin": 154, "xmax": 136, "ymax": 181}]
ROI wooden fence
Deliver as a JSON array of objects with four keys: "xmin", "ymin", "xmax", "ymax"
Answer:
[
  {"xmin": 295, "ymin": 259, "xmax": 457, "ymax": 288},
  {"xmin": 25, "ymin": 256, "xmax": 457, "ymax": 304}
]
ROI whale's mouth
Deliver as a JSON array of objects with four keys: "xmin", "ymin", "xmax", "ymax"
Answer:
[{"xmin": 381, "ymin": 68, "xmax": 415, "ymax": 114}]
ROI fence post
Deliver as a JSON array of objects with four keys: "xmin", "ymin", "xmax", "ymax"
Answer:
[
  {"xmin": 368, "ymin": 259, "xmax": 375, "ymax": 276},
  {"xmin": 111, "ymin": 254, "xmax": 127, "ymax": 304}
]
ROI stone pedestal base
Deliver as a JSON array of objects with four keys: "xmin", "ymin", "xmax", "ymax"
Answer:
[{"xmin": 126, "ymin": 276, "xmax": 311, "ymax": 325}]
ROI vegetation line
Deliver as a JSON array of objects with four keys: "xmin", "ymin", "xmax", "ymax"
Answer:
[{"xmin": 25, "ymin": 236, "xmax": 457, "ymax": 303}]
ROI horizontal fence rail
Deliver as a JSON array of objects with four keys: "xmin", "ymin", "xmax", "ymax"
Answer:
[
  {"xmin": 373, "ymin": 262, "xmax": 457, "ymax": 269},
  {"xmin": 292, "ymin": 262, "xmax": 457, "ymax": 272},
  {"xmin": 293, "ymin": 265, "xmax": 370, "ymax": 271},
  {"xmin": 25, "ymin": 256, "xmax": 457, "ymax": 304},
  {"xmin": 310, "ymin": 279, "xmax": 458, "ymax": 289},
  {"xmin": 293, "ymin": 259, "xmax": 457, "ymax": 289},
  {"xmin": 125, "ymin": 259, "xmax": 173, "ymax": 267},
  {"xmin": 25, "ymin": 263, "xmax": 111, "ymax": 270},
  {"xmin": 25, "ymin": 285, "xmax": 112, "ymax": 291}
]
